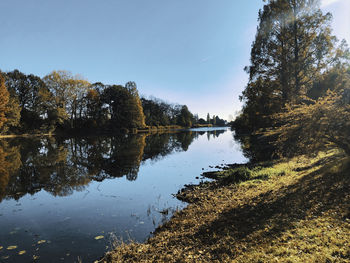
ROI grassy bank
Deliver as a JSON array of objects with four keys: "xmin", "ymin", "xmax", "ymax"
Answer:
[{"xmin": 99, "ymin": 150, "xmax": 350, "ymax": 262}]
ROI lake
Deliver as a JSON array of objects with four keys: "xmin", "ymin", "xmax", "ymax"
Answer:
[{"xmin": 0, "ymin": 127, "xmax": 246, "ymax": 262}]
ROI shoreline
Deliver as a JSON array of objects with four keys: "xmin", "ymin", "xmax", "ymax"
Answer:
[
  {"xmin": 98, "ymin": 150, "xmax": 350, "ymax": 262},
  {"xmin": 0, "ymin": 124, "xmax": 223, "ymax": 139}
]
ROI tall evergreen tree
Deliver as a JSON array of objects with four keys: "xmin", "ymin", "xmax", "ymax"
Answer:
[{"xmin": 239, "ymin": 0, "xmax": 335, "ymax": 131}]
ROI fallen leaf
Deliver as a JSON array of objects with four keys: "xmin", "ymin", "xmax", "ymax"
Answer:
[
  {"xmin": 7, "ymin": 245, "xmax": 17, "ymax": 250},
  {"xmin": 18, "ymin": 250, "xmax": 26, "ymax": 255},
  {"xmin": 37, "ymin": 240, "xmax": 46, "ymax": 244},
  {"xmin": 94, "ymin": 235, "xmax": 104, "ymax": 240}
]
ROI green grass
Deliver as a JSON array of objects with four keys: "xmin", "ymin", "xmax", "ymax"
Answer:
[{"xmin": 211, "ymin": 165, "xmax": 288, "ymax": 184}]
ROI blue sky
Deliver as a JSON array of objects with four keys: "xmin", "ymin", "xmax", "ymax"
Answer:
[{"xmin": 0, "ymin": 0, "xmax": 349, "ymax": 120}]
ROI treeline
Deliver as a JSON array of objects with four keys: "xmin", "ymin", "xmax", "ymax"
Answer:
[
  {"xmin": 141, "ymin": 97, "xmax": 193, "ymax": 127},
  {"xmin": 0, "ymin": 70, "xmax": 212, "ymax": 135},
  {"xmin": 141, "ymin": 98, "xmax": 228, "ymax": 127},
  {"xmin": 197, "ymin": 113, "xmax": 227, "ymax": 127},
  {"xmin": 233, "ymin": 0, "xmax": 350, "ymax": 160}
]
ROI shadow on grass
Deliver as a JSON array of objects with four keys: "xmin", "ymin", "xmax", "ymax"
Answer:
[{"xmin": 191, "ymin": 157, "xmax": 350, "ymax": 256}]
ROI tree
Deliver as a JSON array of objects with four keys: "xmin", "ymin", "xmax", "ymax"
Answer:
[
  {"xmin": 215, "ymin": 116, "xmax": 226, "ymax": 126},
  {"xmin": 212, "ymin": 115, "xmax": 216, "ymax": 126},
  {"xmin": 308, "ymin": 40, "xmax": 350, "ymax": 99},
  {"xmin": 193, "ymin": 114, "xmax": 199, "ymax": 125},
  {"xmin": 238, "ymin": 0, "xmax": 336, "ymax": 132},
  {"xmin": 0, "ymin": 74, "xmax": 9, "ymax": 131},
  {"xmin": 257, "ymin": 44, "xmax": 350, "ymax": 158},
  {"xmin": 6, "ymin": 70, "xmax": 51, "ymax": 131},
  {"xmin": 0, "ymin": 73, "xmax": 20, "ymax": 134},
  {"xmin": 43, "ymin": 70, "xmax": 90, "ymax": 129},
  {"xmin": 85, "ymin": 88, "xmax": 103, "ymax": 128},
  {"xmin": 198, "ymin": 118, "xmax": 207, "ymax": 125},
  {"xmin": 177, "ymin": 105, "xmax": 193, "ymax": 127},
  {"xmin": 102, "ymin": 83, "xmax": 146, "ymax": 129},
  {"xmin": 2, "ymin": 96, "xmax": 21, "ymax": 134},
  {"xmin": 124, "ymin": 81, "xmax": 146, "ymax": 128},
  {"xmin": 207, "ymin": 113, "xmax": 210, "ymax": 124},
  {"xmin": 141, "ymin": 97, "xmax": 170, "ymax": 126},
  {"xmin": 265, "ymin": 88, "xmax": 350, "ymax": 157}
]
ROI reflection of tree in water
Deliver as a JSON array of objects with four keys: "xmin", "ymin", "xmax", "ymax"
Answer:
[
  {"xmin": 0, "ymin": 141, "xmax": 21, "ymax": 202},
  {"xmin": 0, "ymin": 145, "xmax": 11, "ymax": 202},
  {"xmin": 205, "ymin": 129, "xmax": 226, "ymax": 141},
  {"xmin": 0, "ymin": 138, "xmax": 92, "ymax": 201},
  {"xmin": 0, "ymin": 129, "xmax": 225, "ymax": 201},
  {"xmin": 174, "ymin": 131, "xmax": 197, "ymax": 151},
  {"xmin": 142, "ymin": 132, "xmax": 197, "ymax": 162},
  {"xmin": 100, "ymin": 134, "xmax": 146, "ymax": 181},
  {"xmin": 233, "ymin": 132, "xmax": 275, "ymax": 162}
]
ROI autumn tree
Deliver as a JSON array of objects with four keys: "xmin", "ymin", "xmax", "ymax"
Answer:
[
  {"xmin": 6, "ymin": 70, "xmax": 51, "ymax": 131},
  {"xmin": 0, "ymin": 74, "xmax": 9, "ymax": 131},
  {"xmin": 237, "ymin": 0, "xmax": 336, "ymax": 132},
  {"xmin": 0, "ymin": 73, "xmax": 20, "ymax": 134},
  {"xmin": 269, "ymin": 43, "xmax": 350, "ymax": 157},
  {"xmin": 84, "ymin": 88, "xmax": 102, "ymax": 128},
  {"xmin": 231, "ymin": 0, "xmax": 350, "ymax": 160},
  {"xmin": 43, "ymin": 70, "xmax": 90, "ymax": 129},
  {"xmin": 177, "ymin": 105, "xmax": 193, "ymax": 127},
  {"xmin": 266, "ymin": 88, "xmax": 350, "ymax": 157},
  {"xmin": 102, "ymin": 82, "xmax": 146, "ymax": 129},
  {"xmin": 125, "ymin": 81, "xmax": 146, "ymax": 128}
]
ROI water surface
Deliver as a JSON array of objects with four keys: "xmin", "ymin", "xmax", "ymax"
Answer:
[{"xmin": 0, "ymin": 128, "xmax": 246, "ymax": 262}]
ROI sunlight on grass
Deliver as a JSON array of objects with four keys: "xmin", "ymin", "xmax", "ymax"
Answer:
[{"xmin": 98, "ymin": 151, "xmax": 350, "ymax": 262}]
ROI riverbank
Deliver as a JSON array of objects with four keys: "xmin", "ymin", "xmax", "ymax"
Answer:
[{"xmin": 99, "ymin": 150, "xmax": 350, "ymax": 262}]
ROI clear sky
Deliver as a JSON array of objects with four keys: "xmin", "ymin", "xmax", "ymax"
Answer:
[{"xmin": 0, "ymin": 0, "xmax": 349, "ymax": 120}]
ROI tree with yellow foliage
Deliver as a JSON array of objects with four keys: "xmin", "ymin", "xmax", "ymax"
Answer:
[{"xmin": 0, "ymin": 74, "xmax": 9, "ymax": 132}]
